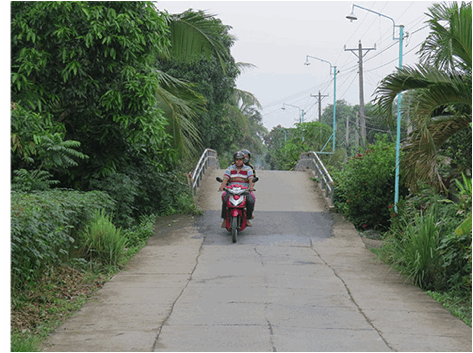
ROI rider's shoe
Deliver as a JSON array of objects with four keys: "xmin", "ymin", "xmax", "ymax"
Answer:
[
  {"xmin": 246, "ymin": 220, "xmax": 252, "ymax": 227},
  {"xmin": 221, "ymin": 220, "xmax": 226, "ymax": 228}
]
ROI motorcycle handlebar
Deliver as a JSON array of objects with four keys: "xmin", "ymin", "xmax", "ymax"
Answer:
[{"xmin": 216, "ymin": 176, "xmax": 256, "ymax": 191}]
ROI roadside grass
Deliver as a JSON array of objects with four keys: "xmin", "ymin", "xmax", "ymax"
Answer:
[
  {"xmin": 427, "ymin": 290, "xmax": 472, "ymax": 327},
  {"xmin": 369, "ymin": 246, "xmax": 472, "ymax": 328},
  {"xmin": 10, "ymin": 213, "xmax": 159, "ymax": 352},
  {"xmin": 11, "ymin": 267, "xmax": 110, "ymax": 352}
]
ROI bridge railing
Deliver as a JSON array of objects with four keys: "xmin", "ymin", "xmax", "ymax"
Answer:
[
  {"xmin": 295, "ymin": 151, "xmax": 334, "ymax": 207},
  {"xmin": 188, "ymin": 148, "xmax": 219, "ymax": 194}
]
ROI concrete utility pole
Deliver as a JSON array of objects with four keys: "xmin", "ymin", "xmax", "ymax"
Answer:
[
  {"xmin": 344, "ymin": 40, "xmax": 375, "ymax": 147},
  {"xmin": 311, "ymin": 91, "xmax": 329, "ymax": 122}
]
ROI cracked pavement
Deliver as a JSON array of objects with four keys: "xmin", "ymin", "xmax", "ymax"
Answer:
[{"xmin": 43, "ymin": 169, "xmax": 472, "ymax": 352}]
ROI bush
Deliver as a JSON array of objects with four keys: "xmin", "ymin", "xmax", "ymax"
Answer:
[
  {"xmin": 89, "ymin": 165, "xmax": 197, "ymax": 228},
  {"xmin": 89, "ymin": 172, "xmax": 139, "ymax": 228},
  {"xmin": 81, "ymin": 210, "xmax": 127, "ymax": 267},
  {"xmin": 382, "ymin": 181, "xmax": 471, "ymax": 293},
  {"xmin": 383, "ymin": 208, "xmax": 445, "ymax": 290},
  {"xmin": 332, "ymin": 137, "xmax": 407, "ymax": 230},
  {"xmin": 122, "ymin": 214, "xmax": 156, "ymax": 248},
  {"xmin": 11, "ymin": 190, "xmax": 115, "ymax": 290}
]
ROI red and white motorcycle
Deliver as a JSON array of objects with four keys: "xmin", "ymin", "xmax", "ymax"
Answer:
[{"xmin": 217, "ymin": 177, "xmax": 253, "ymax": 243}]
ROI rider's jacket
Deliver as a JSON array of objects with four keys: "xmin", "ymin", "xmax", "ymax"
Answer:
[
  {"xmin": 231, "ymin": 162, "xmax": 256, "ymax": 178},
  {"xmin": 224, "ymin": 164, "xmax": 254, "ymax": 188}
]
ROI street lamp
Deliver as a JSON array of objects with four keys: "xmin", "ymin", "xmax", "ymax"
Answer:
[
  {"xmin": 282, "ymin": 103, "xmax": 305, "ymax": 141},
  {"xmin": 346, "ymin": 4, "xmax": 405, "ymax": 212},
  {"xmin": 281, "ymin": 103, "xmax": 305, "ymax": 124},
  {"xmin": 304, "ymin": 55, "xmax": 337, "ymax": 153}
]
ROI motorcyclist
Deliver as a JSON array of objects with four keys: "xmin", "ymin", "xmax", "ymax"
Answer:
[
  {"xmin": 219, "ymin": 151, "xmax": 255, "ymax": 228},
  {"xmin": 231, "ymin": 149, "xmax": 256, "ymax": 178},
  {"xmin": 241, "ymin": 149, "xmax": 257, "ymax": 180}
]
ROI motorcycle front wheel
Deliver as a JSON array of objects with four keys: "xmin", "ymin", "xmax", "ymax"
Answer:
[{"xmin": 231, "ymin": 216, "xmax": 237, "ymax": 243}]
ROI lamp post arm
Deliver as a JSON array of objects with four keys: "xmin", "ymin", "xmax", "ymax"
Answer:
[
  {"xmin": 351, "ymin": 4, "xmax": 402, "ymax": 40},
  {"xmin": 283, "ymin": 103, "xmax": 301, "ymax": 112},
  {"xmin": 305, "ymin": 55, "xmax": 336, "ymax": 75},
  {"xmin": 351, "ymin": 4, "xmax": 395, "ymax": 26}
]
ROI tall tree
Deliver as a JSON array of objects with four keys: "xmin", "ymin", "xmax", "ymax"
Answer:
[
  {"xmin": 375, "ymin": 2, "xmax": 472, "ymax": 191},
  {"xmin": 11, "ymin": 1, "xmax": 173, "ymax": 186}
]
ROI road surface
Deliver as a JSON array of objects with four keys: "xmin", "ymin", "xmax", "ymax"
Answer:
[{"xmin": 43, "ymin": 169, "xmax": 472, "ymax": 352}]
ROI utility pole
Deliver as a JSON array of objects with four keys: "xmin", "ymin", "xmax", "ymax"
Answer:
[
  {"xmin": 346, "ymin": 115, "xmax": 349, "ymax": 149},
  {"xmin": 344, "ymin": 40, "xmax": 375, "ymax": 147},
  {"xmin": 355, "ymin": 112, "xmax": 359, "ymax": 148},
  {"xmin": 310, "ymin": 91, "xmax": 328, "ymax": 122}
]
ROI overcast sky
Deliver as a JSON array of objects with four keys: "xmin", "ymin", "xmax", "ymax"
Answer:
[{"xmin": 157, "ymin": 0, "xmax": 439, "ymax": 131}]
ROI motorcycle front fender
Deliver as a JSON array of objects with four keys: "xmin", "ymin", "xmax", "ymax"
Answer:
[{"xmin": 231, "ymin": 209, "xmax": 241, "ymax": 218}]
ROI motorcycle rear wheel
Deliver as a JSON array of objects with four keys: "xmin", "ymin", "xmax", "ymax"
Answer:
[{"xmin": 231, "ymin": 217, "xmax": 237, "ymax": 243}]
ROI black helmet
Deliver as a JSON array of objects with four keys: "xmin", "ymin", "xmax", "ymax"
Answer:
[
  {"xmin": 233, "ymin": 151, "xmax": 245, "ymax": 161},
  {"xmin": 241, "ymin": 149, "xmax": 251, "ymax": 163}
]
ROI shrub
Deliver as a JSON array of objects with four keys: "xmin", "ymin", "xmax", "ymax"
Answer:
[
  {"xmin": 11, "ymin": 190, "xmax": 115, "ymax": 290},
  {"xmin": 439, "ymin": 218, "xmax": 472, "ymax": 293},
  {"xmin": 89, "ymin": 172, "xmax": 139, "ymax": 227},
  {"xmin": 122, "ymin": 214, "xmax": 157, "ymax": 249},
  {"xmin": 382, "ymin": 180, "xmax": 472, "ymax": 293},
  {"xmin": 383, "ymin": 209, "xmax": 445, "ymax": 290},
  {"xmin": 332, "ymin": 137, "xmax": 407, "ymax": 230},
  {"xmin": 81, "ymin": 210, "xmax": 127, "ymax": 267}
]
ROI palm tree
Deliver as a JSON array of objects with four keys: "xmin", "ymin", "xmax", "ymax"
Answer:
[
  {"xmin": 155, "ymin": 9, "xmax": 236, "ymax": 157},
  {"xmin": 375, "ymin": 2, "xmax": 471, "ymax": 191},
  {"xmin": 226, "ymin": 63, "xmax": 267, "ymax": 155}
]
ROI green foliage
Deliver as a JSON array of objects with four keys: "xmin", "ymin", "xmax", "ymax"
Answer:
[
  {"xmin": 427, "ymin": 291, "xmax": 472, "ymax": 327},
  {"xmin": 11, "ymin": 332, "xmax": 41, "ymax": 352},
  {"xmin": 452, "ymin": 173, "xmax": 472, "ymax": 214},
  {"xmin": 122, "ymin": 214, "xmax": 157, "ymax": 249},
  {"xmin": 11, "ymin": 103, "xmax": 87, "ymax": 179},
  {"xmin": 264, "ymin": 122, "xmax": 332, "ymax": 170},
  {"xmin": 383, "ymin": 209, "xmax": 445, "ymax": 290},
  {"xmin": 439, "ymin": 220, "xmax": 472, "ymax": 292},
  {"xmin": 11, "ymin": 190, "xmax": 115, "ymax": 290},
  {"xmin": 12, "ymin": 169, "xmax": 59, "ymax": 192},
  {"xmin": 332, "ymin": 138, "xmax": 407, "ymax": 230},
  {"xmin": 89, "ymin": 173, "xmax": 139, "ymax": 227},
  {"xmin": 11, "ymin": 1, "xmax": 173, "ymax": 186},
  {"xmin": 441, "ymin": 125, "xmax": 472, "ymax": 175},
  {"xmin": 158, "ymin": 38, "xmax": 241, "ymax": 156},
  {"xmin": 381, "ymin": 179, "xmax": 471, "ymax": 293},
  {"xmin": 81, "ymin": 210, "xmax": 127, "ymax": 267},
  {"xmin": 438, "ymin": 174, "xmax": 472, "ymax": 292}
]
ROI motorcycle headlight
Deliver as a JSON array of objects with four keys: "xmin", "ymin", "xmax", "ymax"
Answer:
[{"xmin": 230, "ymin": 195, "xmax": 244, "ymax": 206}]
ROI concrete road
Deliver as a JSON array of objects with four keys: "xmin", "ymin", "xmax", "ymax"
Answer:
[{"xmin": 43, "ymin": 169, "xmax": 472, "ymax": 352}]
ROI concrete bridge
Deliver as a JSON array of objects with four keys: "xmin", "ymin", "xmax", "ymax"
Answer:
[{"xmin": 43, "ymin": 168, "xmax": 471, "ymax": 352}]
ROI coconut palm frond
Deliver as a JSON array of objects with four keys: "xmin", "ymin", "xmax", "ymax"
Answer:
[
  {"xmin": 401, "ymin": 113, "xmax": 471, "ymax": 191},
  {"xmin": 233, "ymin": 89, "xmax": 262, "ymax": 111},
  {"xmin": 374, "ymin": 2, "xmax": 472, "ymax": 191},
  {"xmin": 421, "ymin": 2, "xmax": 472, "ymax": 71},
  {"xmin": 166, "ymin": 10, "xmax": 234, "ymax": 72},
  {"xmin": 155, "ymin": 70, "xmax": 206, "ymax": 157},
  {"xmin": 237, "ymin": 62, "xmax": 257, "ymax": 73},
  {"xmin": 375, "ymin": 64, "xmax": 471, "ymax": 122}
]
